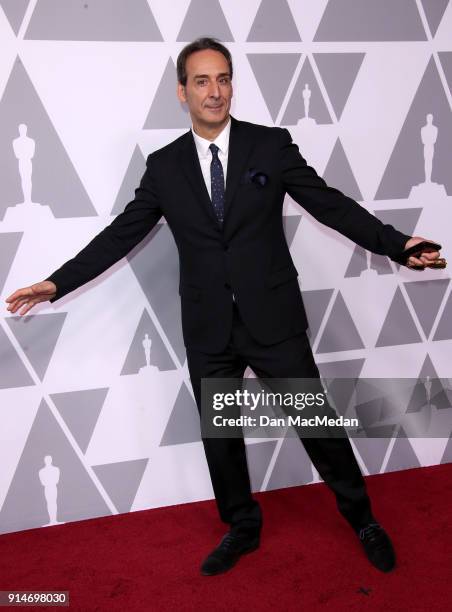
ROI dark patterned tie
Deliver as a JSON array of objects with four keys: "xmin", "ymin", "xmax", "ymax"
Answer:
[{"xmin": 209, "ymin": 143, "xmax": 225, "ymax": 225}]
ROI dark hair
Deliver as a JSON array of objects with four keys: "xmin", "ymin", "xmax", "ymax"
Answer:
[{"xmin": 176, "ymin": 37, "xmax": 233, "ymax": 86}]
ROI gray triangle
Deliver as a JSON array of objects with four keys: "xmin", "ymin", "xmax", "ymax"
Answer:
[
  {"xmin": 440, "ymin": 435, "xmax": 452, "ymax": 464},
  {"xmin": 111, "ymin": 146, "xmax": 146, "ymax": 215},
  {"xmin": 0, "ymin": 0, "xmax": 29, "ymax": 35},
  {"xmin": 353, "ymin": 394, "xmax": 390, "ymax": 427},
  {"xmin": 301, "ymin": 288, "xmax": 334, "ymax": 341},
  {"xmin": 315, "ymin": 0, "xmax": 426, "ymax": 41},
  {"xmin": 281, "ymin": 56, "xmax": 332, "ymax": 125},
  {"xmin": 247, "ymin": 53, "xmax": 300, "ymax": 122},
  {"xmin": 6, "ymin": 313, "xmax": 67, "ymax": 381},
  {"xmin": 345, "ymin": 245, "xmax": 367, "ymax": 277},
  {"xmin": 159, "ymin": 382, "xmax": 201, "ymax": 446},
  {"xmin": 0, "ymin": 58, "xmax": 97, "ymax": 220},
  {"xmin": 406, "ymin": 381, "xmax": 429, "ymax": 413},
  {"xmin": 247, "ymin": 0, "xmax": 301, "ymax": 42},
  {"xmin": 356, "ymin": 378, "xmax": 408, "ymax": 420},
  {"xmin": 0, "ymin": 232, "xmax": 23, "ymax": 293},
  {"xmin": 0, "ymin": 399, "xmax": 111, "ymax": 534},
  {"xmin": 25, "ymin": 0, "xmax": 162, "ymax": 41},
  {"xmin": 385, "ymin": 435, "xmax": 421, "ymax": 472},
  {"xmin": 246, "ymin": 440, "xmax": 278, "ymax": 492},
  {"xmin": 0, "ymin": 325, "xmax": 34, "ymax": 389},
  {"xmin": 317, "ymin": 291, "xmax": 365, "ymax": 353},
  {"xmin": 352, "ymin": 437, "xmax": 393, "ymax": 475},
  {"xmin": 126, "ymin": 223, "xmax": 185, "ymax": 364},
  {"xmin": 376, "ymin": 57, "xmax": 452, "ymax": 199},
  {"xmin": 318, "ymin": 358, "xmax": 365, "ymax": 379},
  {"xmin": 92, "ymin": 458, "xmax": 148, "ymax": 513},
  {"xmin": 318, "ymin": 358, "xmax": 365, "ymax": 418},
  {"xmin": 376, "ymin": 287, "xmax": 422, "ymax": 347},
  {"xmin": 404, "ymin": 279, "xmax": 449, "ymax": 337},
  {"xmin": 420, "ymin": 0, "xmax": 449, "ymax": 37},
  {"xmin": 314, "ymin": 52, "xmax": 365, "ymax": 120},
  {"xmin": 354, "ymin": 394, "xmax": 400, "ymax": 432},
  {"xmin": 177, "ymin": 0, "xmax": 233, "ymax": 41},
  {"xmin": 266, "ymin": 438, "xmax": 314, "ymax": 490},
  {"xmin": 283, "ymin": 213, "xmax": 302, "ymax": 247},
  {"xmin": 51, "ymin": 388, "xmax": 108, "ymax": 454},
  {"xmin": 374, "ymin": 208, "xmax": 422, "ymax": 237},
  {"xmin": 419, "ymin": 353, "xmax": 438, "ymax": 378},
  {"xmin": 121, "ymin": 309, "xmax": 176, "ymax": 375},
  {"xmin": 143, "ymin": 58, "xmax": 191, "ymax": 129},
  {"xmin": 438, "ymin": 52, "xmax": 452, "ymax": 98},
  {"xmin": 323, "ymin": 138, "xmax": 362, "ymax": 201},
  {"xmin": 433, "ymin": 291, "xmax": 452, "ymax": 341}
]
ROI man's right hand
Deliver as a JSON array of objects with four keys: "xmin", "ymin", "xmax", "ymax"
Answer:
[{"xmin": 5, "ymin": 281, "xmax": 57, "ymax": 316}]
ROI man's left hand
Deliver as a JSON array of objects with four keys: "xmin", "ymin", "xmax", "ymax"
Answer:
[{"xmin": 404, "ymin": 236, "xmax": 442, "ymax": 269}]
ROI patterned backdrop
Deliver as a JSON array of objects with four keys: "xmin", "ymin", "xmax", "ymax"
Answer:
[{"xmin": 1, "ymin": 0, "xmax": 451, "ymax": 535}]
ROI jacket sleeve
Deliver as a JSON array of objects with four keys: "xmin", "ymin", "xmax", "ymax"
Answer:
[
  {"xmin": 277, "ymin": 127, "xmax": 411, "ymax": 260},
  {"xmin": 44, "ymin": 154, "xmax": 162, "ymax": 303}
]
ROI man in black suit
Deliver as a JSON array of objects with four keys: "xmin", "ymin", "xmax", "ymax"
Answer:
[{"xmin": 6, "ymin": 37, "xmax": 441, "ymax": 576}]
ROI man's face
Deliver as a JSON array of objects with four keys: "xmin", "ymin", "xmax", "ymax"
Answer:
[{"xmin": 177, "ymin": 49, "xmax": 233, "ymax": 129}]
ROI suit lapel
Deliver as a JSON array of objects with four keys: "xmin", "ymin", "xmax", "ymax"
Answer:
[
  {"xmin": 178, "ymin": 114, "xmax": 256, "ymax": 228},
  {"xmin": 223, "ymin": 115, "xmax": 255, "ymax": 222}
]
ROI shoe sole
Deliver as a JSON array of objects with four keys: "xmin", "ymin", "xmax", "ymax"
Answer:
[
  {"xmin": 200, "ymin": 541, "xmax": 260, "ymax": 576},
  {"xmin": 373, "ymin": 561, "xmax": 396, "ymax": 573}
]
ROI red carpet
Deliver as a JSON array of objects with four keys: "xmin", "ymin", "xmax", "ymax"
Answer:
[{"xmin": 1, "ymin": 463, "xmax": 451, "ymax": 611}]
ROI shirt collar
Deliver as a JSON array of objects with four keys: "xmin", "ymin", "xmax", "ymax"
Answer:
[{"xmin": 191, "ymin": 116, "xmax": 231, "ymax": 158}]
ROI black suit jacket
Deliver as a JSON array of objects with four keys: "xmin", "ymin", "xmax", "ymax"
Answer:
[{"xmin": 45, "ymin": 114, "xmax": 410, "ymax": 353}]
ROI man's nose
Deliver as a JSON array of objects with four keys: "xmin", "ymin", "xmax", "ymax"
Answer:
[{"xmin": 208, "ymin": 81, "xmax": 220, "ymax": 97}]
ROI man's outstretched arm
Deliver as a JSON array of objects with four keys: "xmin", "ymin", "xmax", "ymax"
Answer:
[
  {"xmin": 5, "ymin": 155, "xmax": 162, "ymax": 315},
  {"xmin": 277, "ymin": 128, "xmax": 440, "ymax": 268}
]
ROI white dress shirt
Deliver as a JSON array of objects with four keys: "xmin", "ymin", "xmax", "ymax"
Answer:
[
  {"xmin": 190, "ymin": 116, "xmax": 231, "ymax": 199},
  {"xmin": 191, "ymin": 117, "xmax": 234, "ymax": 300}
]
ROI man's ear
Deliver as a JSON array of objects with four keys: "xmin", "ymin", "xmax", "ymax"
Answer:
[{"xmin": 177, "ymin": 83, "xmax": 186, "ymax": 103}]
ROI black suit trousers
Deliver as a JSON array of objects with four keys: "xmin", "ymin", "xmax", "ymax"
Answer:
[{"xmin": 186, "ymin": 302, "xmax": 375, "ymax": 535}]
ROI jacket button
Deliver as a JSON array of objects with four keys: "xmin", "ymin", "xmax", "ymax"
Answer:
[
  {"xmin": 224, "ymin": 283, "xmax": 231, "ymax": 290},
  {"xmin": 223, "ymin": 244, "xmax": 229, "ymax": 252}
]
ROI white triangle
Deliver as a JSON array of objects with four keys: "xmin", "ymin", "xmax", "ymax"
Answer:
[
  {"xmin": 341, "ymin": 274, "xmax": 399, "ymax": 349},
  {"xmin": 290, "ymin": 0, "xmax": 329, "ymax": 42},
  {"xmin": 339, "ymin": 46, "xmax": 431, "ymax": 201},
  {"xmin": 147, "ymin": 0, "xmax": 190, "ymax": 40},
  {"xmin": 435, "ymin": 0, "xmax": 452, "ymax": 42},
  {"xmin": 0, "ymin": 7, "xmax": 19, "ymax": 93},
  {"xmin": 19, "ymin": 43, "xmax": 168, "ymax": 213}
]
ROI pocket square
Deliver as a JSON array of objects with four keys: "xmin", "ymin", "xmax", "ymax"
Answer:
[{"xmin": 243, "ymin": 167, "xmax": 268, "ymax": 187}]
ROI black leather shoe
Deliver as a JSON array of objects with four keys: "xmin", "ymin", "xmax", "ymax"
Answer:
[
  {"xmin": 358, "ymin": 522, "xmax": 396, "ymax": 572},
  {"xmin": 200, "ymin": 531, "xmax": 260, "ymax": 576}
]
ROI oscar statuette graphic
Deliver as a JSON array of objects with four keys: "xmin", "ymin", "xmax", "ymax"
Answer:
[
  {"xmin": 4, "ymin": 124, "xmax": 53, "ymax": 223},
  {"xmin": 38, "ymin": 455, "xmax": 65, "ymax": 527}
]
